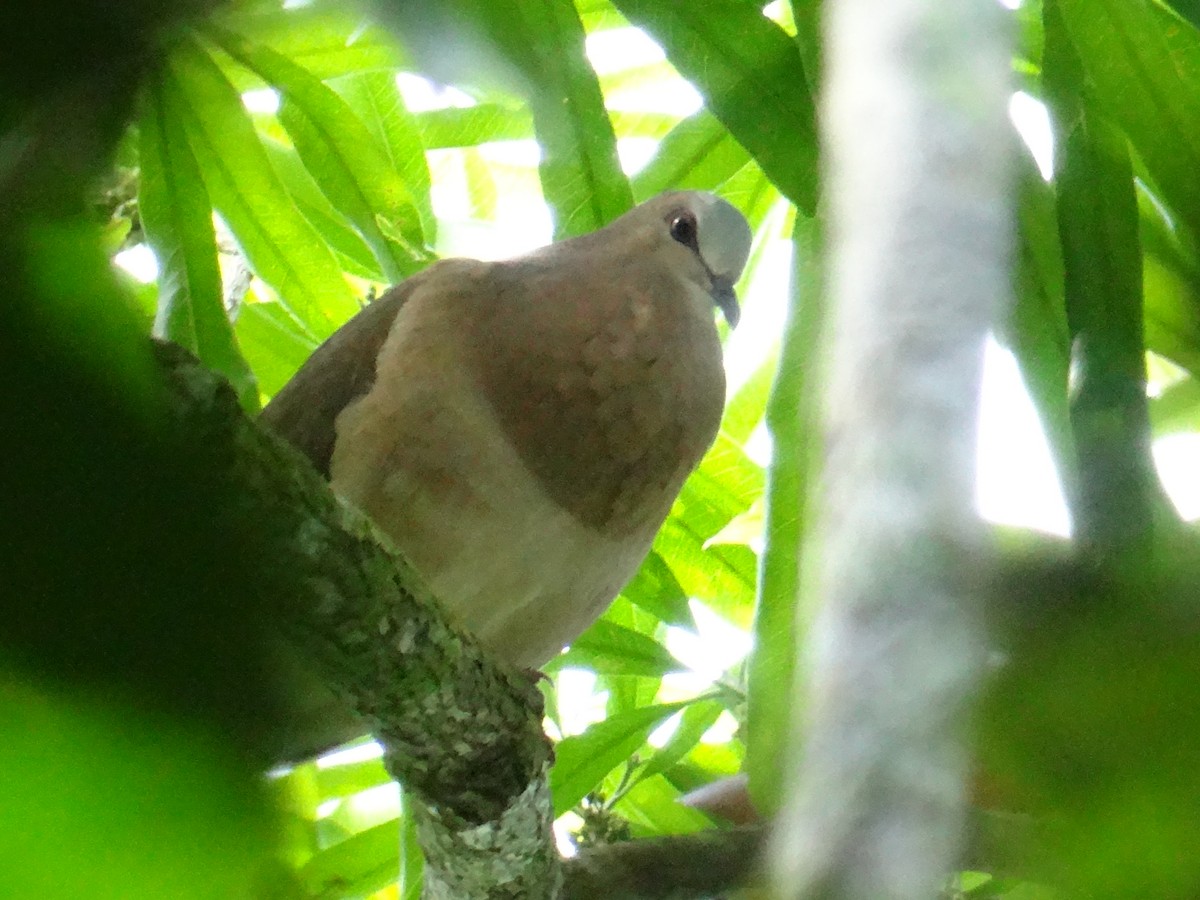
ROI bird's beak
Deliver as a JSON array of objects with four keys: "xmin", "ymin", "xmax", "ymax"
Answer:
[{"xmin": 711, "ymin": 277, "xmax": 741, "ymax": 328}]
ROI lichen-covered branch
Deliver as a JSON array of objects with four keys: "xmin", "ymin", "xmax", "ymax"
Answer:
[
  {"xmin": 769, "ymin": 0, "xmax": 1014, "ymax": 897},
  {"xmin": 154, "ymin": 340, "xmax": 560, "ymax": 897}
]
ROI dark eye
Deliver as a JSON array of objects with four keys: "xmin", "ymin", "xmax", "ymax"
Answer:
[{"xmin": 670, "ymin": 213, "xmax": 697, "ymax": 248}]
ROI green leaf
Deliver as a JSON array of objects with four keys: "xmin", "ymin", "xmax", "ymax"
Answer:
[
  {"xmin": 654, "ymin": 519, "xmax": 757, "ymax": 628},
  {"xmin": 663, "ymin": 746, "xmax": 745, "ymax": 797},
  {"xmin": 637, "ymin": 699, "xmax": 726, "ymax": 784},
  {"xmin": 1007, "ymin": 162, "xmax": 1076, "ymax": 491},
  {"xmin": 550, "ymin": 701, "xmax": 687, "ymax": 816},
  {"xmin": 138, "ymin": 77, "xmax": 258, "ymax": 412},
  {"xmin": 1056, "ymin": 0, "xmax": 1200, "ymax": 243},
  {"xmin": 1, "ymin": 686, "xmax": 280, "ymax": 899},
  {"xmin": 206, "ymin": 24, "xmax": 430, "ymax": 283},
  {"xmin": 235, "ymin": 297, "xmax": 320, "ymax": 400},
  {"xmin": 723, "ymin": 346, "xmax": 780, "ymax": 446},
  {"xmin": 213, "ymin": 5, "xmax": 405, "ymax": 85},
  {"xmin": 416, "ymin": 106, "xmax": 677, "ymax": 150},
  {"xmin": 463, "ymin": 147, "xmax": 500, "ymax": 220},
  {"xmin": 612, "ymin": 0, "xmax": 818, "ymax": 212},
  {"xmin": 620, "ymin": 551, "xmax": 694, "ymax": 629},
  {"xmin": 1151, "ymin": 376, "xmax": 1200, "ymax": 434},
  {"xmin": 455, "ymin": 0, "xmax": 634, "ymax": 236},
  {"xmin": 677, "ymin": 431, "xmax": 764, "ymax": 538},
  {"xmin": 1145, "ymin": 252, "xmax": 1200, "ymax": 378},
  {"xmin": 614, "ymin": 773, "xmax": 714, "ymax": 837},
  {"xmin": 599, "ymin": 598, "xmax": 667, "ymax": 718},
  {"xmin": 632, "ymin": 110, "xmax": 752, "ymax": 201},
  {"xmin": 1140, "ymin": 182, "xmax": 1200, "ymax": 378},
  {"xmin": 417, "ymin": 105, "xmax": 536, "ymax": 148},
  {"xmin": 331, "ymin": 71, "xmax": 437, "ymax": 244},
  {"xmin": 314, "ymin": 756, "xmax": 391, "ymax": 800},
  {"xmin": 790, "ymin": 0, "xmax": 822, "ymax": 90},
  {"xmin": 558, "ymin": 618, "xmax": 684, "ymax": 678},
  {"xmin": 398, "ymin": 806, "xmax": 424, "ymax": 900},
  {"xmin": 261, "ymin": 138, "xmax": 386, "ymax": 282},
  {"xmin": 164, "ymin": 35, "xmax": 358, "ymax": 338},
  {"xmin": 299, "ymin": 819, "xmax": 400, "ymax": 898},
  {"xmin": 1046, "ymin": 0, "xmax": 1167, "ymax": 550},
  {"xmin": 747, "ymin": 209, "xmax": 824, "ymax": 814}
]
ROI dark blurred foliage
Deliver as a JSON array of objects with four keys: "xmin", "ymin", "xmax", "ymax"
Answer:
[{"xmin": 0, "ymin": 1, "xmax": 291, "ymax": 893}]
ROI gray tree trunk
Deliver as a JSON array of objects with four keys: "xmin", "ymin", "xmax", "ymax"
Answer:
[{"xmin": 770, "ymin": 0, "xmax": 1014, "ymax": 896}]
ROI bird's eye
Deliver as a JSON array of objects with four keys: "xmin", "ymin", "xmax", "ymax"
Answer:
[{"xmin": 670, "ymin": 213, "xmax": 697, "ymax": 248}]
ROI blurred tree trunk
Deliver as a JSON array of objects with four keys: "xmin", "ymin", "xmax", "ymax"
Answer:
[{"xmin": 770, "ymin": 0, "xmax": 1014, "ymax": 897}]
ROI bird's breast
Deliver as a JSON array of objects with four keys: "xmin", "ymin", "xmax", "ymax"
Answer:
[{"xmin": 473, "ymin": 269, "xmax": 726, "ymax": 535}]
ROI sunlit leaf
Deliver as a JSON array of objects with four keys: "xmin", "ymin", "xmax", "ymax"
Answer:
[
  {"xmin": 235, "ymin": 296, "xmax": 321, "ymax": 400},
  {"xmin": 450, "ymin": 0, "xmax": 633, "ymax": 235},
  {"xmin": 632, "ymin": 110, "xmax": 751, "ymax": 201},
  {"xmin": 299, "ymin": 819, "xmax": 400, "ymax": 898},
  {"xmin": 613, "ymin": 0, "xmax": 818, "ymax": 211},
  {"xmin": 620, "ymin": 550, "xmax": 694, "ymax": 628},
  {"xmin": 614, "ymin": 773, "xmax": 714, "ymax": 837},
  {"xmin": 559, "ymin": 618, "xmax": 684, "ymax": 678},
  {"xmin": 636, "ymin": 699, "xmax": 726, "ymax": 784},
  {"xmin": 213, "ymin": 5, "xmax": 404, "ymax": 85},
  {"xmin": 550, "ymin": 701, "xmax": 687, "ymax": 816},
  {"xmin": 207, "ymin": 24, "xmax": 430, "ymax": 282},
  {"xmin": 164, "ymin": 35, "xmax": 358, "ymax": 338},
  {"xmin": 1057, "ymin": 0, "xmax": 1200, "ymax": 243},
  {"xmin": 139, "ymin": 77, "xmax": 258, "ymax": 411},
  {"xmin": 331, "ymin": 71, "xmax": 437, "ymax": 243}
]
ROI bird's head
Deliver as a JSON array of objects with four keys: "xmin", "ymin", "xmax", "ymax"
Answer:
[
  {"xmin": 522, "ymin": 191, "xmax": 752, "ymax": 329},
  {"xmin": 641, "ymin": 191, "xmax": 752, "ymax": 328}
]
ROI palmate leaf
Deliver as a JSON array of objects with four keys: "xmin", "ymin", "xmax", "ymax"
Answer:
[
  {"xmin": 330, "ymin": 71, "xmax": 437, "ymax": 245},
  {"xmin": 164, "ymin": 34, "xmax": 358, "ymax": 339},
  {"xmin": 612, "ymin": 0, "xmax": 818, "ymax": 212},
  {"xmin": 1057, "ymin": 0, "xmax": 1200, "ymax": 244},
  {"xmin": 455, "ymin": 0, "xmax": 634, "ymax": 236},
  {"xmin": 550, "ymin": 701, "xmax": 688, "ymax": 816},
  {"xmin": 556, "ymin": 618, "xmax": 685, "ymax": 678},
  {"xmin": 138, "ymin": 77, "xmax": 258, "ymax": 411},
  {"xmin": 212, "ymin": 4, "xmax": 405, "ymax": 86},
  {"xmin": 206, "ymin": 24, "xmax": 430, "ymax": 283},
  {"xmin": 746, "ymin": 210, "xmax": 823, "ymax": 814}
]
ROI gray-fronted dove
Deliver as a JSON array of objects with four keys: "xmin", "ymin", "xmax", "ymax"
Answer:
[{"xmin": 263, "ymin": 191, "xmax": 751, "ymax": 757}]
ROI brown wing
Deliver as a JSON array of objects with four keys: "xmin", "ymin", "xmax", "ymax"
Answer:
[{"xmin": 259, "ymin": 283, "xmax": 414, "ymax": 477}]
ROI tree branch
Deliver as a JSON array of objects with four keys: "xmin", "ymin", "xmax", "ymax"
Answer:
[
  {"xmin": 562, "ymin": 827, "xmax": 765, "ymax": 900},
  {"xmin": 154, "ymin": 340, "xmax": 560, "ymax": 897}
]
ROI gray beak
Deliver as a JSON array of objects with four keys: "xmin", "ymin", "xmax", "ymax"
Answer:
[{"xmin": 712, "ymin": 278, "xmax": 741, "ymax": 328}]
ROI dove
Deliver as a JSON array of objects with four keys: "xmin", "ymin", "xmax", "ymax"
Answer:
[{"xmin": 262, "ymin": 191, "xmax": 751, "ymax": 756}]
